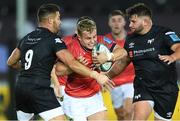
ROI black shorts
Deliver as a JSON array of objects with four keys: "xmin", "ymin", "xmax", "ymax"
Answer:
[
  {"xmin": 15, "ymin": 81, "xmax": 61, "ymax": 114},
  {"xmin": 133, "ymin": 86, "xmax": 178, "ymax": 119}
]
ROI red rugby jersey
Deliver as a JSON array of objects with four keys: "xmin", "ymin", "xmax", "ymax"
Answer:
[{"xmin": 65, "ymin": 35, "xmax": 115, "ymax": 97}]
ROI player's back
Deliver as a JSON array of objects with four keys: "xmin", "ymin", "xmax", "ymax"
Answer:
[{"xmin": 17, "ymin": 27, "xmax": 59, "ymax": 86}]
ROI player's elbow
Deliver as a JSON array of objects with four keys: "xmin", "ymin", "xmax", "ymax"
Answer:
[
  {"xmin": 55, "ymin": 62, "xmax": 72, "ymax": 76},
  {"xmin": 7, "ymin": 61, "xmax": 17, "ymax": 69},
  {"xmin": 55, "ymin": 68, "xmax": 71, "ymax": 76},
  {"xmin": 7, "ymin": 48, "xmax": 21, "ymax": 68},
  {"xmin": 7, "ymin": 58, "xmax": 13, "ymax": 67}
]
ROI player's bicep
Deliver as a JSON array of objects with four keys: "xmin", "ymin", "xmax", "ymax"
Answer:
[
  {"xmin": 171, "ymin": 43, "xmax": 180, "ymax": 52},
  {"xmin": 7, "ymin": 48, "xmax": 21, "ymax": 66},
  {"xmin": 56, "ymin": 49, "xmax": 76, "ymax": 66},
  {"xmin": 112, "ymin": 44, "xmax": 128, "ymax": 60},
  {"xmin": 113, "ymin": 44, "xmax": 126, "ymax": 53},
  {"xmin": 112, "ymin": 44, "xmax": 120, "ymax": 51}
]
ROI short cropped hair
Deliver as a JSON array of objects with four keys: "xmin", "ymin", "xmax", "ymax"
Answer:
[
  {"xmin": 77, "ymin": 16, "xmax": 93, "ymax": 25},
  {"xmin": 37, "ymin": 3, "xmax": 60, "ymax": 22},
  {"xmin": 108, "ymin": 10, "xmax": 125, "ymax": 19},
  {"xmin": 77, "ymin": 19, "xmax": 96, "ymax": 36},
  {"xmin": 126, "ymin": 3, "xmax": 152, "ymax": 19}
]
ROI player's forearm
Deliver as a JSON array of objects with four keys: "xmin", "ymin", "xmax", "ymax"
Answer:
[
  {"xmin": 57, "ymin": 49, "xmax": 98, "ymax": 79},
  {"xmin": 170, "ymin": 44, "xmax": 180, "ymax": 61},
  {"xmin": 111, "ymin": 45, "xmax": 127, "ymax": 61},
  {"xmin": 68, "ymin": 61, "xmax": 107, "ymax": 84},
  {"xmin": 68, "ymin": 60, "xmax": 95, "ymax": 77},
  {"xmin": 106, "ymin": 56, "xmax": 130, "ymax": 79},
  {"xmin": 7, "ymin": 48, "xmax": 21, "ymax": 69}
]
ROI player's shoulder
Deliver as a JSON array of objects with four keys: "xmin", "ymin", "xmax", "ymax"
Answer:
[
  {"xmin": 152, "ymin": 25, "xmax": 180, "ymax": 42},
  {"xmin": 33, "ymin": 27, "xmax": 55, "ymax": 38},
  {"xmin": 62, "ymin": 34, "xmax": 77, "ymax": 45},
  {"xmin": 154, "ymin": 25, "xmax": 180, "ymax": 42},
  {"xmin": 48, "ymin": 31, "xmax": 61, "ymax": 40},
  {"xmin": 42, "ymin": 31, "xmax": 63, "ymax": 46},
  {"xmin": 66, "ymin": 36, "xmax": 79, "ymax": 49},
  {"xmin": 152, "ymin": 25, "xmax": 172, "ymax": 35},
  {"xmin": 63, "ymin": 34, "xmax": 74, "ymax": 40},
  {"xmin": 17, "ymin": 29, "xmax": 38, "ymax": 45},
  {"xmin": 126, "ymin": 32, "xmax": 138, "ymax": 41},
  {"xmin": 35, "ymin": 27, "xmax": 62, "ymax": 43}
]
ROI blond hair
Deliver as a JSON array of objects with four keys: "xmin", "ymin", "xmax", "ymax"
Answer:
[{"xmin": 77, "ymin": 19, "xmax": 96, "ymax": 36}]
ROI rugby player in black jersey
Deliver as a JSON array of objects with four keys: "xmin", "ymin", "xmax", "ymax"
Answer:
[
  {"xmin": 106, "ymin": 3, "xmax": 180, "ymax": 121},
  {"xmin": 7, "ymin": 3, "xmax": 113, "ymax": 121}
]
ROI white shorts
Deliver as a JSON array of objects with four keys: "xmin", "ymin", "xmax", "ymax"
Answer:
[
  {"xmin": 60, "ymin": 85, "xmax": 65, "ymax": 96},
  {"xmin": 110, "ymin": 83, "xmax": 134, "ymax": 108},
  {"xmin": 57, "ymin": 86, "xmax": 65, "ymax": 106},
  {"xmin": 17, "ymin": 107, "xmax": 64, "ymax": 121},
  {"xmin": 63, "ymin": 92, "xmax": 107, "ymax": 121}
]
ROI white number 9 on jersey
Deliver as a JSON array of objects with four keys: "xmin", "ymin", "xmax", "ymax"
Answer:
[{"xmin": 25, "ymin": 49, "xmax": 33, "ymax": 70}]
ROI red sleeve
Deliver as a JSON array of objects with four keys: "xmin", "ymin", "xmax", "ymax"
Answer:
[{"xmin": 62, "ymin": 34, "xmax": 77, "ymax": 46}]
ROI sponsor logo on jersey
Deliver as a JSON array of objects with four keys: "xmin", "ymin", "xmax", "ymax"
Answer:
[
  {"xmin": 27, "ymin": 36, "xmax": 41, "ymax": 41},
  {"xmin": 147, "ymin": 38, "xmax": 154, "ymax": 44},
  {"xmin": 129, "ymin": 42, "xmax": 135, "ymax": 48},
  {"xmin": 55, "ymin": 38, "xmax": 62, "ymax": 43},
  {"xmin": 103, "ymin": 37, "xmax": 112, "ymax": 44},
  {"xmin": 133, "ymin": 47, "xmax": 155, "ymax": 57},
  {"xmin": 27, "ymin": 36, "xmax": 41, "ymax": 44}
]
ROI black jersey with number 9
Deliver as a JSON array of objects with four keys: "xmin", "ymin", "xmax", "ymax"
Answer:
[{"xmin": 16, "ymin": 27, "xmax": 66, "ymax": 87}]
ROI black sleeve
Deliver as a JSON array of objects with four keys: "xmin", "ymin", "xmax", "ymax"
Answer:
[
  {"xmin": 16, "ymin": 38, "xmax": 24, "ymax": 50},
  {"xmin": 163, "ymin": 29, "xmax": 180, "ymax": 48},
  {"xmin": 16, "ymin": 39, "xmax": 21, "ymax": 49},
  {"xmin": 52, "ymin": 36, "xmax": 67, "ymax": 53}
]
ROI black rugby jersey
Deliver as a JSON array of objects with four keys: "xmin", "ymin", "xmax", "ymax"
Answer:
[
  {"xmin": 17, "ymin": 27, "xmax": 66, "ymax": 86},
  {"xmin": 124, "ymin": 25, "xmax": 180, "ymax": 92}
]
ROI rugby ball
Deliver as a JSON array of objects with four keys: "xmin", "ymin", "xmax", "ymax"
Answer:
[{"xmin": 92, "ymin": 43, "xmax": 113, "ymax": 72}]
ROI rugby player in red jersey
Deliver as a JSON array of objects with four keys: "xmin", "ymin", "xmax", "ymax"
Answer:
[{"xmin": 55, "ymin": 18, "xmax": 126, "ymax": 121}]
